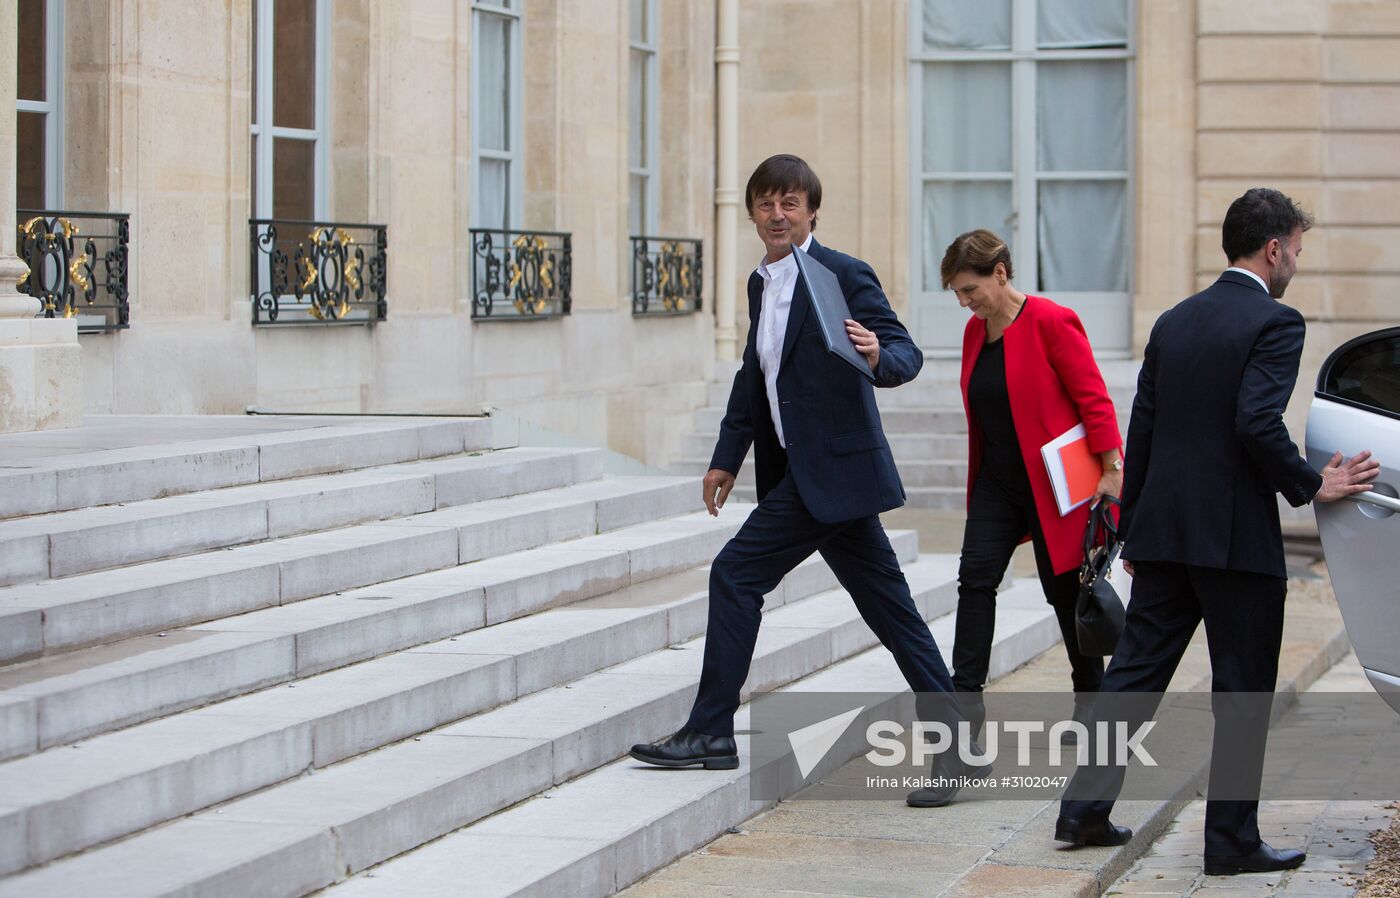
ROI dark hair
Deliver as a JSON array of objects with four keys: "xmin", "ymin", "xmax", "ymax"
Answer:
[
  {"xmin": 1221, "ymin": 188, "xmax": 1314, "ymax": 262},
  {"xmin": 940, "ymin": 229, "xmax": 1014, "ymax": 288},
  {"xmin": 745, "ymin": 154, "xmax": 822, "ymax": 227}
]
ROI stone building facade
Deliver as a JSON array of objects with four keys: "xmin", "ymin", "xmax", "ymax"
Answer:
[{"xmin": 4, "ymin": 0, "xmax": 1396, "ymax": 447}]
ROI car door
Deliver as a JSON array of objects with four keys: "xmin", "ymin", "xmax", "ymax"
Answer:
[{"xmin": 1307, "ymin": 326, "xmax": 1400, "ymax": 714}]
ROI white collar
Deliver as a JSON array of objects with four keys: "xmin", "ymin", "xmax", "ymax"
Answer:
[
  {"xmin": 1225, "ymin": 266, "xmax": 1269, "ymax": 294},
  {"xmin": 757, "ymin": 233, "xmax": 815, "ymax": 278}
]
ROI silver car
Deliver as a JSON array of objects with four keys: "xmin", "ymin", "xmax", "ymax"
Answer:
[{"xmin": 1307, "ymin": 326, "xmax": 1400, "ymax": 713}]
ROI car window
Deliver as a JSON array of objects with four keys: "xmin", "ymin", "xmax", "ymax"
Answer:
[{"xmin": 1319, "ymin": 329, "xmax": 1400, "ymax": 417}]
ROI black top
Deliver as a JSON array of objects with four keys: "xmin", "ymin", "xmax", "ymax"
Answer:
[{"xmin": 968, "ymin": 336, "xmax": 1030, "ymax": 493}]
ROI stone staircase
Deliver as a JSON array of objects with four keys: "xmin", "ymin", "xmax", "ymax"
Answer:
[
  {"xmin": 670, "ymin": 359, "xmax": 1140, "ymax": 509},
  {"xmin": 0, "ymin": 415, "xmax": 1063, "ymax": 897}
]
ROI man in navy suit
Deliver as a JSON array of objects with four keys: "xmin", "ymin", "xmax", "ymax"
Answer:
[
  {"xmin": 1054, "ymin": 188, "xmax": 1379, "ymax": 874},
  {"xmin": 630, "ymin": 155, "xmax": 960, "ymax": 782}
]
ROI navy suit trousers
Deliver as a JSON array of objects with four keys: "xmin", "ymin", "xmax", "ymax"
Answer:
[
  {"xmin": 1059, "ymin": 560, "xmax": 1286, "ymax": 856},
  {"xmin": 685, "ymin": 470, "xmax": 955, "ymax": 738}
]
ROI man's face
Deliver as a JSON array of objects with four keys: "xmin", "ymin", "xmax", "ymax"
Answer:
[
  {"xmin": 750, "ymin": 189, "xmax": 816, "ymax": 260},
  {"xmin": 1268, "ymin": 227, "xmax": 1304, "ymax": 298}
]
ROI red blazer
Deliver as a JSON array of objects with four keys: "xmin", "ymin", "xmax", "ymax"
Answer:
[{"xmin": 959, "ymin": 295, "xmax": 1122, "ymax": 576}]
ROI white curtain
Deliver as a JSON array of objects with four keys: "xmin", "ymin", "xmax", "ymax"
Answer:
[
  {"xmin": 922, "ymin": 181, "xmax": 1013, "ymax": 291},
  {"xmin": 1036, "ymin": 60, "xmax": 1127, "ymax": 172},
  {"xmin": 477, "ymin": 159, "xmax": 510, "ymax": 231},
  {"xmin": 922, "ymin": 63, "xmax": 1011, "ymax": 173},
  {"xmin": 629, "ymin": 174, "xmax": 647, "ymax": 236},
  {"xmin": 630, "ymin": 49, "xmax": 647, "ymax": 170},
  {"xmin": 476, "ymin": 12, "xmax": 510, "ymax": 152},
  {"xmin": 1037, "ymin": 0, "xmax": 1128, "ymax": 49},
  {"xmin": 1037, "ymin": 181, "xmax": 1128, "ymax": 292},
  {"xmin": 922, "ymin": 0, "xmax": 1011, "ymax": 50},
  {"xmin": 474, "ymin": 8, "xmax": 512, "ymax": 229}
]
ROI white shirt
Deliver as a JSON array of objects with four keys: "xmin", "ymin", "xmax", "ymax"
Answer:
[
  {"xmin": 1225, "ymin": 266, "xmax": 1269, "ymax": 294},
  {"xmin": 755, "ymin": 233, "xmax": 813, "ymax": 448}
]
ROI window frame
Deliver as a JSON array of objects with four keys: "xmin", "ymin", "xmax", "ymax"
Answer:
[
  {"xmin": 629, "ymin": 0, "xmax": 659, "ymax": 236},
  {"xmin": 907, "ymin": 0, "xmax": 1136, "ymax": 354},
  {"xmin": 1317, "ymin": 326, "xmax": 1400, "ymax": 424},
  {"xmin": 471, "ymin": 0, "xmax": 524, "ymax": 230},
  {"xmin": 16, "ymin": 0, "xmax": 64, "ymax": 207},
  {"xmin": 250, "ymin": 0, "xmax": 331, "ymax": 221}
]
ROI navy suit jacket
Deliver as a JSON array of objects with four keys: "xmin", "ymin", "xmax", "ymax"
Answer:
[
  {"xmin": 1120, "ymin": 270, "xmax": 1323, "ymax": 578},
  {"xmin": 708, "ymin": 238, "xmax": 922, "ymax": 523}
]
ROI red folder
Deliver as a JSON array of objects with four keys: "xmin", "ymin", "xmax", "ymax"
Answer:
[{"xmin": 1041, "ymin": 424, "xmax": 1103, "ymax": 515}]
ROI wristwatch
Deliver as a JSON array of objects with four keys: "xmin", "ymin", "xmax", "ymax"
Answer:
[{"xmin": 1109, "ymin": 457, "xmax": 1124, "ymax": 471}]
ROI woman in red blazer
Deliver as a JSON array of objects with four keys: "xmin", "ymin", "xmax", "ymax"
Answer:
[{"xmin": 942, "ymin": 229, "xmax": 1123, "ymax": 728}]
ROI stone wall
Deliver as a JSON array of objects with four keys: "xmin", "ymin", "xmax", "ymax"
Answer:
[
  {"xmin": 735, "ymin": 0, "xmax": 909, "ymax": 343},
  {"xmin": 55, "ymin": 0, "xmax": 715, "ymax": 468},
  {"xmin": 1192, "ymin": 0, "xmax": 1400, "ymax": 432}
]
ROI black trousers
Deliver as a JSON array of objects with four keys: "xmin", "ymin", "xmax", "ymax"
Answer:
[
  {"xmin": 952, "ymin": 470, "xmax": 1104, "ymax": 695},
  {"xmin": 1059, "ymin": 559, "xmax": 1287, "ymax": 857},
  {"xmin": 686, "ymin": 470, "xmax": 955, "ymax": 738}
]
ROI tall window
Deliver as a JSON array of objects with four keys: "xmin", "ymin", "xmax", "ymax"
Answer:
[
  {"xmin": 251, "ymin": 0, "xmax": 329, "ymax": 220},
  {"xmin": 16, "ymin": 0, "xmax": 63, "ymax": 208},
  {"xmin": 629, "ymin": 0, "xmax": 658, "ymax": 235},
  {"xmin": 910, "ymin": 0, "xmax": 1134, "ymax": 352},
  {"xmin": 472, "ymin": 0, "xmax": 523, "ymax": 230}
]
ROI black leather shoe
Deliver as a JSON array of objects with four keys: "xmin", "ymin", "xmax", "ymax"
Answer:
[
  {"xmin": 1054, "ymin": 816, "xmax": 1133, "ymax": 847},
  {"xmin": 1204, "ymin": 842, "xmax": 1305, "ymax": 876},
  {"xmin": 629, "ymin": 727, "xmax": 738, "ymax": 770},
  {"xmin": 906, "ymin": 756, "xmax": 994, "ymax": 808}
]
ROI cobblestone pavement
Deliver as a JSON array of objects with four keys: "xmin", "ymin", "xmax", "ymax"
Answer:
[
  {"xmin": 623, "ymin": 568, "xmax": 1371, "ymax": 898},
  {"xmin": 1104, "ymin": 652, "xmax": 1390, "ymax": 898}
]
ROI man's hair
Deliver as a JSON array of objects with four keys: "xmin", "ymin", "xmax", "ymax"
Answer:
[
  {"xmin": 940, "ymin": 229, "xmax": 1015, "ymax": 289},
  {"xmin": 1221, "ymin": 188, "xmax": 1314, "ymax": 262},
  {"xmin": 745, "ymin": 154, "xmax": 822, "ymax": 227}
]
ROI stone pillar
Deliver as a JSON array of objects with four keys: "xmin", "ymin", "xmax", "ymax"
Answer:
[
  {"xmin": 0, "ymin": 0, "xmax": 82, "ymax": 432},
  {"xmin": 713, "ymin": 0, "xmax": 739, "ymax": 361}
]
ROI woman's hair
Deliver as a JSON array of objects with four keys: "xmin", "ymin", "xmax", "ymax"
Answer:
[{"xmin": 940, "ymin": 229, "xmax": 1014, "ymax": 289}]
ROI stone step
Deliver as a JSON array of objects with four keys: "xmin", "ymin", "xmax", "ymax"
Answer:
[
  {"xmin": 0, "ymin": 554, "xmax": 975, "ymax": 897},
  {"xmin": 727, "ymin": 484, "xmax": 966, "ymax": 511},
  {"xmin": 0, "ymin": 447, "xmax": 604, "ymax": 588},
  {"xmin": 0, "ymin": 416, "xmax": 494, "ymax": 521},
  {"xmin": 691, "ymin": 406, "xmax": 968, "ymax": 435},
  {"xmin": 678, "ymin": 430, "xmax": 971, "ymax": 462},
  {"xmin": 318, "ymin": 579, "xmax": 1061, "ymax": 898},
  {"xmin": 0, "ymin": 474, "xmax": 698, "ymax": 667},
  {"xmin": 0, "ymin": 503, "xmax": 817, "ymax": 871},
  {"xmin": 672, "ymin": 456, "xmax": 968, "ymax": 488},
  {"xmin": 0, "ymin": 478, "xmax": 724, "ymax": 763},
  {"xmin": 704, "ymin": 369, "xmax": 1140, "ymax": 410}
]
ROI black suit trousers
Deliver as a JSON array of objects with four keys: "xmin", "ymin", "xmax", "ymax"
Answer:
[
  {"xmin": 952, "ymin": 470, "xmax": 1104, "ymax": 696},
  {"xmin": 685, "ymin": 470, "xmax": 954, "ymax": 738},
  {"xmin": 1059, "ymin": 559, "xmax": 1287, "ymax": 857}
]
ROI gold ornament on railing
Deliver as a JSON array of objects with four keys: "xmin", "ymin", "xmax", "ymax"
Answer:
[
  {"xmin": 508, "ymin": 234, "xmax": 555, "ymax": 315},
  {"xmin": 658, "ymin": 241, "xmax": 693, "ymax": 312}
]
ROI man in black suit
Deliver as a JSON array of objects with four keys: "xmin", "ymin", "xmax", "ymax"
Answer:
[
  {"xmin": 1054, "ymin": 188, "xmax": 1380, "ymax": 874},
  {"xmin": 630, "ymin": 155, "xmax": 960, "ymax": 784}
]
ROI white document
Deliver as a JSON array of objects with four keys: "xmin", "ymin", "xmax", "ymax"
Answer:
[{"xmin": 1040, "ymin": 422, "xmax": 1090, "ymax": 516}]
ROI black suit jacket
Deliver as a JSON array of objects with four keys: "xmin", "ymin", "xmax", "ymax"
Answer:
[
  {"xmin": 709, "ymin": 238, "xmax": 922, "ymax": 523},
  {"xmin": 1120, "ymin": 270, "xmax": 1323, "ymax": 578}
]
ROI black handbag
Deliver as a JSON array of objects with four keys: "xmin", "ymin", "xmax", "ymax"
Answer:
[{"xmin": 1075, "ymin": 496, "xmax": 1126, "ymax": 656}]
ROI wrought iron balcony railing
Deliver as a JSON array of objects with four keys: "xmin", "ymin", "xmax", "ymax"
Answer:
[
  {"xmin": 631, "ymin": 236, "xmax": 702, "ymax": 316},
  {"xmin": 249, "ymin": 219, "xmax": 387, "ymax": 326},
  {"xmin": 16, "ymin": 210, "xmax": 130, "ymax": 334},
  {"xmin": 470, "ymin": 228, "xmax": 572, "ymax": 320}
]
